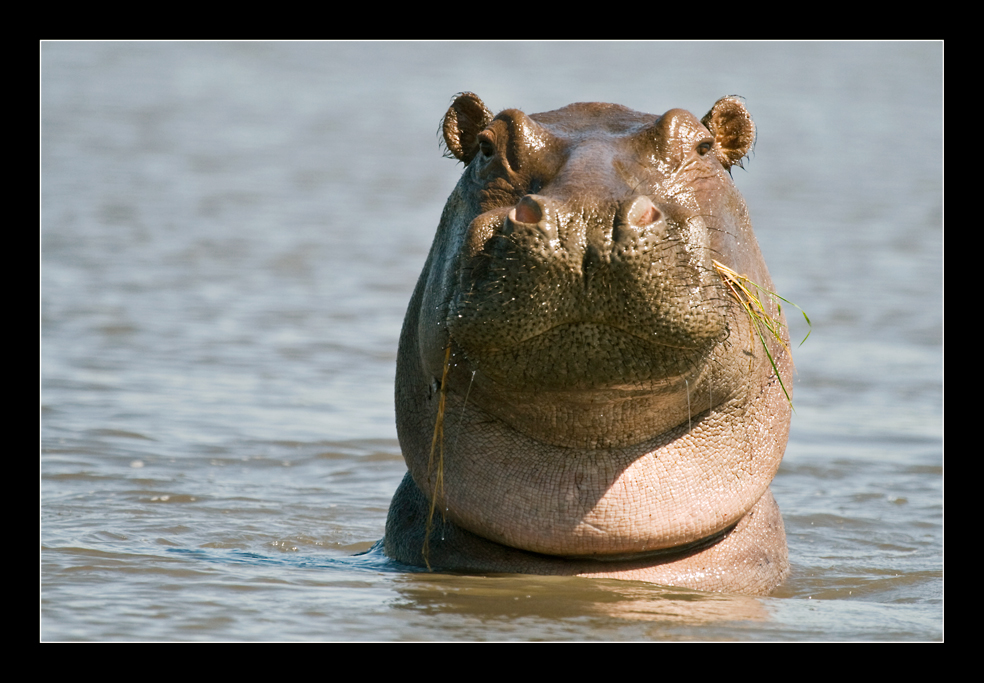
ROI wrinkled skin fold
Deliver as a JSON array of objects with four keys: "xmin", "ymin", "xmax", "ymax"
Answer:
[{"xmin": 383, "ymin": 93, "xmax": 793, "ymax": 595}]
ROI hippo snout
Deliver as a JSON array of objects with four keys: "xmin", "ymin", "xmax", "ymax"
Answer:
[{"xmin": 450, "ymin": 185, "xmax": 726, "ymax": 369}]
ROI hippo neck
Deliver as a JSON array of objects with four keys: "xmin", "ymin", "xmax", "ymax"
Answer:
[{"xmin": 396, "ymin": 342, "xmax": 792, "ymax": 558}]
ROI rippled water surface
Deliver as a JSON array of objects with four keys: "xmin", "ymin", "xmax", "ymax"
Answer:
[{"xmin": 41, "ymin": 42, "xmax": 942, "ymax": 641}]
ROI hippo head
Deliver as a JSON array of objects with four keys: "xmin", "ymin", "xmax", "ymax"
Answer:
[{"xmin": 387, "ymin": 93, "xmax": 792, "ymax": 592}]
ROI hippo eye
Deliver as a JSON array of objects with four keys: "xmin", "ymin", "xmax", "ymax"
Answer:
[
  {"xmin": 477, "ymin": 132, "xmax": 496, "ymax": 159},
  {"xmin": 696, "ymin": 141, "xmax": 713, "ymax": 156}
]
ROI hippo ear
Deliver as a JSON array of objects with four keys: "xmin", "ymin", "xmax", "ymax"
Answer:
[
  {"xmin": 701, "ymin": 96, "xmax": 756, "ymax": 170},
  {"xmin": 442, "ymin": 92, "xmax": 494, "ymax": 164}
]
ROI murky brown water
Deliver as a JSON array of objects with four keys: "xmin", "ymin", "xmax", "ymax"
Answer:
[{"xmin": 42, "ymin": 41, "xmax": 942, "ymax": 641}]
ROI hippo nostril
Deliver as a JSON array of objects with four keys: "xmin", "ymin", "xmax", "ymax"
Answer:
[
  {"xmin": 626, "ymin": 196, "xmax": 661, "ymax": 228},
  {"xmin": 635, "ymin": 204, "xmax": 659, "ymax": 226},
  {"xmin": 514, "ymin": 195, "xmax": 544, "ymax": 224},
  {"xmin": 614, "ymin": 196, "xmax": 663, "ymax": 245},
  {"xmin": 507, "ymin": 195, "xmax": 557, "ymax": 241}
]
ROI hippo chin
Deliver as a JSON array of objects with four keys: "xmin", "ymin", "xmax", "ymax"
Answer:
[{"xmin": 383, "ymin": 93, "xmax": 793, "ymax": 595}]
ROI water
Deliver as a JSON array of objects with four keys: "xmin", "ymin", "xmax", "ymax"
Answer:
[{"xmin": 41, "ymin": 41, "xmax": 942, "ymax": 641}]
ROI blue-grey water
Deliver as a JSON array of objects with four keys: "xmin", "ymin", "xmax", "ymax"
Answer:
[{"xmin": 41, "ymin": 41, "xmax": 942, "ymax": 641}]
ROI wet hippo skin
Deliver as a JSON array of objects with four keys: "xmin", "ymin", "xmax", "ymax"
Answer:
[{"xmin": 384, "ymin": 93, "xmax": 792, "ymax": 595}]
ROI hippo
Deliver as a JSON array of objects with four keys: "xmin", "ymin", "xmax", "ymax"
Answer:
[{"xmin": 383, "ymin": 93, "xmax": 793, "ymax": 595}]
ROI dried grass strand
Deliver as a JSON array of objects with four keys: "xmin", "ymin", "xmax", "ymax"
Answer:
[
  {"xmin": 712, "ymin": 260, "xmax": 810, "ymax": 408},
  {"xmin": 421, "ymin": 344, "xmax": 451, "ymax": 570}
]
